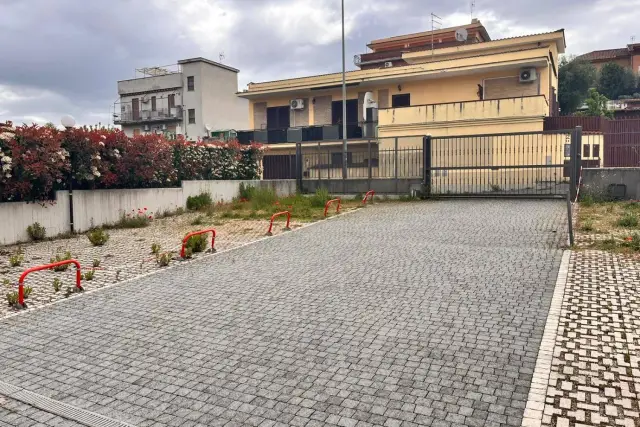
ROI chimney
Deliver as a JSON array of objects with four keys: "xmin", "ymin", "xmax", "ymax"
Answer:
[{"xmin": 471, "ymin": 18, "xmax": 479, "ymax": 24}]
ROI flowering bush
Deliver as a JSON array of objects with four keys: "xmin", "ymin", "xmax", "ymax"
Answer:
[{"xmin": 0, "ymin": 122, "xmax": 264, "ymax": 202}]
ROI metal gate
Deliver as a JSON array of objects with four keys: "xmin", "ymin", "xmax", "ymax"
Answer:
[{"xmin": 423, "ymin": 129, "xmax": 581, "ymax": 198}]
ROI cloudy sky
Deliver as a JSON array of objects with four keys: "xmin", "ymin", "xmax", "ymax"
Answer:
[{"xmin": 1, "ymin": 0, "xmax": 638, "ymax": 127}]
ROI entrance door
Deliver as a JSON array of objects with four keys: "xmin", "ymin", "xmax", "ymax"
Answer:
[{"xmin": 132, "ymin": 98, "xmax": 140, "ymax": 121}]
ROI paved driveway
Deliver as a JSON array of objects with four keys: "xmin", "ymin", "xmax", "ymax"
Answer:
[{"xmin": 0, "ymin": 200, "xmax": 566, "ymax": 427}]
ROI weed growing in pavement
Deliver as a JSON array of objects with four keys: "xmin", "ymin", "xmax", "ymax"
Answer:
[
  {"xmin": 92, "ymin": 258, "xmax": 101, "ymax": 268},
  {"xmin": 52, "ymin": 278, "xmax": 62, "ymax": 293},
  {"xmin": 191, "ymin": 215, "xmax": 207, "ymax": 226},
  {"xmin": 115, "ymin": 208, "xmax": 153, "ymax": 228},
  {"xmin": 151, "ymin": 243, "xmax": 161, "ymax": 255},
  {"xmin": 23, "ymin": 286, "xmax": 33, "ymax": 299},
  {"xmin": 87, "ymin": 228, "xmax": 109, "ymax": 246},
  {"xmin": 183, "ymin": 247, "xmax": 193, "ymax": 259},
  {"xmin": 581, "ymin": 220, "xmax": 595, "ymax": 232},
  {"xmin": 50, "ymin": 250, "xmax": 72, "ymax": 271},
  {"xmin": 309, "ymin": 188, "xmax": 330, "ymax": 208},
  {"xmin": 5, "ymin": 291, "xmax": 19, "ymax": 307},
  {"xmin": 82, "ymin": 270, "xmax": 95, "ymax": 281},
  {"xmin": 156, "ymin": 252, "xmax": 172, "ymax": 267},
  {"xmin": 187, "ymin": 193, "xmax": 213, "ymax": 211},
  {"xmin": 27, "ymin": 222, "xmax": 46, "ymax": 241},
  {"xmin": 185, "ymin": 234, "xmax": 207, "ymax": 253},
  {"xmin": 9, "ymin": 249, "xmax": 24, "ymax": 267}
]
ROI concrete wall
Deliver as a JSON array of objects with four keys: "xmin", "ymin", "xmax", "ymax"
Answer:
[
  {"xmin": 0, "ymin": 180, "xmax": 296, "ymax": 245},
  {"xmin": 117, "ymin": 73, "xmax": 183, "ymax": 95},
  {"xmin": 180, "ymin": 61, "xmax": 204, "ymax": 139},
  {"xmin": 201, "ymin": 62, "xmax": 248, "ymax": 132},
  {"xmin": 582, "ymin": 168, "xmax": 640, "ymax": 200},
  {"xmin": 0, "ymin": 191, "xmax": 70, "ymax": 245}
]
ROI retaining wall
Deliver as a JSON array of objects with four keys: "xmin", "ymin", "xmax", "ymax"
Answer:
[{"xmin": 0, "ymin": 180, "xmax": 296, "ymax": 245}]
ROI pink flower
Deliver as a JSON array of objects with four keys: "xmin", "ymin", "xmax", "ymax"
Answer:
[
  {"xmin": 625, "ymin": 236, "xmax": 633, "ymax": 242},
  {"xmin": 148, "ymin": 215, "xmax": 153, "ymax": 220}
]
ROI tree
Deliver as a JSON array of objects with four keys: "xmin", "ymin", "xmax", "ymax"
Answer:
[
  {"xmin": 578, "ymin": 88, "xmax": 614, "ymax": 118},
  {"xmin": 597, "ymin": 62, "xmax": 637, "ymax": 100},
  {"xmin": 558, "ymin": 56, "xmax": 597, "ymax": 115}
]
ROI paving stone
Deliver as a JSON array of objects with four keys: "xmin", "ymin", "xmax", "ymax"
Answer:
[{"xmin": 0, "ymin": 201, "xmax": 567, "ymax": 426}]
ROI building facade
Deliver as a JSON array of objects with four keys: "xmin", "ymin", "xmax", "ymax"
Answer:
[
  {"xmin": 114, "ymin": 57, "xmax": 248, "ymax": 140},
  {"xmin": 576, "ymin": 43, "xmax": 640, "ymax": 74},
  {"xmin": 237, "ymin": 21, "xmax": 565, "ymax": 179}
]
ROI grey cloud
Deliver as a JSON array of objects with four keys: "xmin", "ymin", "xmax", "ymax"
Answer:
[{"xmin": 0, "ymin": 0, "xmax": 634, "ymax": 126}]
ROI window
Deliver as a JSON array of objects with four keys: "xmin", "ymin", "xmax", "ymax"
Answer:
[
  {"xmin": 168, "ymin": 94, "xmax": 175, "ymax": 109},
  {"xmin": 187, "ymin": 76, "xmax": 195, "ymax": 91},
  {"xmin": 188, "ymin": 108, "xmax": 196, "ymax": 124},
  {"xmin": 593, "ymin": 144, "xmax": 600, "ymax": 159},
  {"xmin": 583, "ymin": 144, "xmax": 591, "ymax": 158},
  {"xmin": 151, "ymin": 96, "xmax": 156, "ymax": 112},
  {"xmin": 392, "ymin": 93, "xmax": 411, "ymax": 108}
]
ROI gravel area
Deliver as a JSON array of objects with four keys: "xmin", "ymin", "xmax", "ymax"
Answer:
[{"xmin": 0, "ymin": 210, "xmax": 307, "ymax": 318}]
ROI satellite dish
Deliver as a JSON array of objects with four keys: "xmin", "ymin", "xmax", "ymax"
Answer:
[
  {"xmin": 455, "ymin": 28, "xmax": 468, "ymax": 42},
  {"xmin": 204, "ymin": 124, "xmax": 212, "ymax": 132}
]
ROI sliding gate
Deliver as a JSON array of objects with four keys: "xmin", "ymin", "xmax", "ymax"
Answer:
[{"xmin": 424, "ymin": 130, "xmax": 580, "ymax": 198}]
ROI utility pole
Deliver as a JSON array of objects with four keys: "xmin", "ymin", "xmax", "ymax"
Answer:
[{"xmin": 341, "ymin": 0, "xmax": 348, "ymax": 180}]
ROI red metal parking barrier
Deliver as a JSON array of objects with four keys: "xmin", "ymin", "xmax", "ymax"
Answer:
[
  {"xmin": 18, "ymin": 260, "xmax": 82, "ymax": 308},
  {"xmin": 324, "ymin": 198, "xmax": 341, "ymax": 217},
  {"xmin": 267, "ymin": 211, "xmax": 291, "ymax": 236},
  {"xmin": 363, "ymin": 190, "xmax": 375, "ymax": 204},
  {"xmin": 181, "ymin": 229, "xmax": 216, "ymax": 258}
]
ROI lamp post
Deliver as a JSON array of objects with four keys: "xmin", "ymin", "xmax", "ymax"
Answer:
[
  {"xmin": 341, "ymin": 0, "xmax": 347, "ymax": 181},
  {"xmin": 61, "ymin": 115, "xmax": 76, "ymax": 233}
]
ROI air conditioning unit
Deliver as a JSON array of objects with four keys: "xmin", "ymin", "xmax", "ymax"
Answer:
[
  {"xmin": 290, "ymin": 99, "xmax": 305, "ymax": 110},
  {"xmin": 384, "ymin": 61, "xmax": 393, "ymax": 68},
  {"xmin": 161, "ymin": 124, "xmax": 167, "ymax": 130},
  {"xmin": 141, "ymin": 95, "xmax": 150, "ymax": 103},
  {"xmin": 143, "ymin": 125, "xmax": 150, "ymax": 131},
  {"xmin": 519, "ymin": 68, "xmax": 538, "ymax": 83}
]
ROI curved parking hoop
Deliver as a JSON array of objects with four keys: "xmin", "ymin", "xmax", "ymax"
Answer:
[
  {"xmin": 267, "ymin": 211, "xmax": 291, "ymax": 236},
  {"xmin": 363, "ymin": 190, "xmax": 375, "ymax": 204},
  {"xmin": 181, "ymin": 229, "xmax": 216, "ymax": 258},
  {"xmin": 18, "ymin": 260, "xmax": 82, "ymax": 308},
  {"xmin": 324, "ymin": 198, "xmax": 342, "ymax": 217}
]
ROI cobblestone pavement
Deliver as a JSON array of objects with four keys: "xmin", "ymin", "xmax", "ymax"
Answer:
[
  {"xmin": 0, "ymin": 200, "xmax": 566, "ymax": 427},
  {"xmin": 539, "ymin": 251, "xmax": 640, "ymax": 427}
]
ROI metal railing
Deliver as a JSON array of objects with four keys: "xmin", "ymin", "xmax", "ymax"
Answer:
[
  {"xmin": 237, "ymin": 122, "xmax": 375, "ymax": 145},
  {"xmin": 114, "ymin": 107, "xmax": 182, "ymax": 124}
]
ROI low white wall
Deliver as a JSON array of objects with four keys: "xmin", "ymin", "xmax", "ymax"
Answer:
[
  {"xmin": 73, "ymin": 187, "xmax": 184, "ymax": 232},
  {"xmin": 1, "ymin": 180, "xmax": 297, "ymax": 244},
  {"xmin": 0, "ymin": 191, "xmax": 70, "ymax": 245}
]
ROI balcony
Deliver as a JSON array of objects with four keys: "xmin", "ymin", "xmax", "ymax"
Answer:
[
  {"xmin": 237, "ymin": 123, "xmax": 375, "ymax": 145},
  {"xmin": 378, "ymin": 95, "xmax": 548, "ymax": 128},
  {"xmin": 114, "ymin": 107, "xmax": 183, "ymax": 125}
]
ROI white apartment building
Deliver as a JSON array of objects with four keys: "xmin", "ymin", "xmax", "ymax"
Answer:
[{"xmin": 113, "ymin": 57, "xmax": 248, "ymax": 140}]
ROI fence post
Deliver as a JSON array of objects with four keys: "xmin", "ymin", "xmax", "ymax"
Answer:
[
  {"xmin": 569, "ymin": 127, "xmax": 579, "ymax": 201},
  {"xmin": 394, "ymin": 137, "xmax": 399, "ymax": 194},
  {"xmin": 367, "ymin": 139, "xmax": 372, "ymax": 190},
  {"xmin": 295, "ymin": 143, "xmax": 302, "ymax": 193},
  {"xmin": 423, "ymin": 135, "xmax": 432, "ymax": 198},
  {"xmin": 574, "ymin": 126, "xmax": 583, "ymax": 200},
  {"xmin": 317, "ymin": 142, "xmax": 321, "ymax": 188}
]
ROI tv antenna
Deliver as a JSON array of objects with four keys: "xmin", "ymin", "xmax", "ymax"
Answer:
[
  {"xmin": 632, "ymin": 35, "xmax": 636, "ymax": 43},
  {"xmin": 219, "ymin": 52, "xmax": 225, "ymax": 62},
  {"xmin": 470, "ymin": 0, "xmax": 476, "ymax": 21},
  {"xmin": 430, "ymin": 13, "xmax": 442, "ymax": 57}
]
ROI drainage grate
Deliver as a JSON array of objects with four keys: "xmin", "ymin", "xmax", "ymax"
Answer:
[{"xmin": 0, "ymin": 380, "xmax": 137, "ymax": 427}]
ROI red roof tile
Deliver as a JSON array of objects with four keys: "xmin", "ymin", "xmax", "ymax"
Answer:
[{"xmin": 577, "ymin": 48, "xmax": 629, "ymax": 61}]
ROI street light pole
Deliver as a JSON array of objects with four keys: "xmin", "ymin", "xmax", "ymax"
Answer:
[{"xmin": 341, "ymin": 0, "xmax": 348, "ymax": 180}]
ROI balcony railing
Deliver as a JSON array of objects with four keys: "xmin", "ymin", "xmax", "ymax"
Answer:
[
  {"xmin": 114, "ymin": 107, "xmax": 182, "ymax": 124},
  {"xmin": 237, "ymin": 123, "xmax": 376, "ymax": 145}
]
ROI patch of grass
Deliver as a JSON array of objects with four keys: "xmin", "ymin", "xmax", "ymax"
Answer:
[
  {"xmin": 581, "ymin": 220, "xmax": 595, "ymax": 232},
  {"xmin": 622, "ymin": 233, "xmax": 640, "ymax": 251},
  {"xmin": 92, "ymin": 259, "xmax": 101, "ymax": 268},
  {"xmin": 186, "ymin": 192, "xmax": 213, "ymax": 211},
  {"xmin": 115, "ymin": 210, "xmax": 152, "ymax": 228},
  {"xmin": 191, "ymin": 215, "xmax": 207, "ymax": 226},
  {"xmin": 27, "ymin": 222, "xmax": 46, "ymax": 241},
  {"xmin": 5, "ymin": 291, "xmax": 19, "ymax": 307},
  {"xmin": 617, "ymin": 212, "xmax": 639, "ymax": 228},
  {"xmin": 310, "ymin": 188, "xmax": 330, "ymax": 208},
  {"xmin": 87, "ymin": 228, "xmax": 109, "ymax": 246},
  {"xmin": 82, "ymin": 270, "xmax": 95, "ymax": 281},
  {"xmin": 580, "ymin": 194, "xmax": 595, "ymax": 207},
  {"xmin": 490, "ymin": 184, "xmax": 502, "ymax": 192}
]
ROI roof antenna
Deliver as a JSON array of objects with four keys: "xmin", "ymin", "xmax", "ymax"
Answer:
[
  {"xmin": 632, "ymin": 36, "xmax": 636, "ymax": 44},
  {"xmin": 430, "ymin": 12, "xmax": 442, "ymax": 57},
  {"xmin": 219, "ymin": 52, "xmax": 225, "ymax": 63},
  {"xmin": 470, "ymin": 0, "xmax": 476, "ymax": 22}
]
